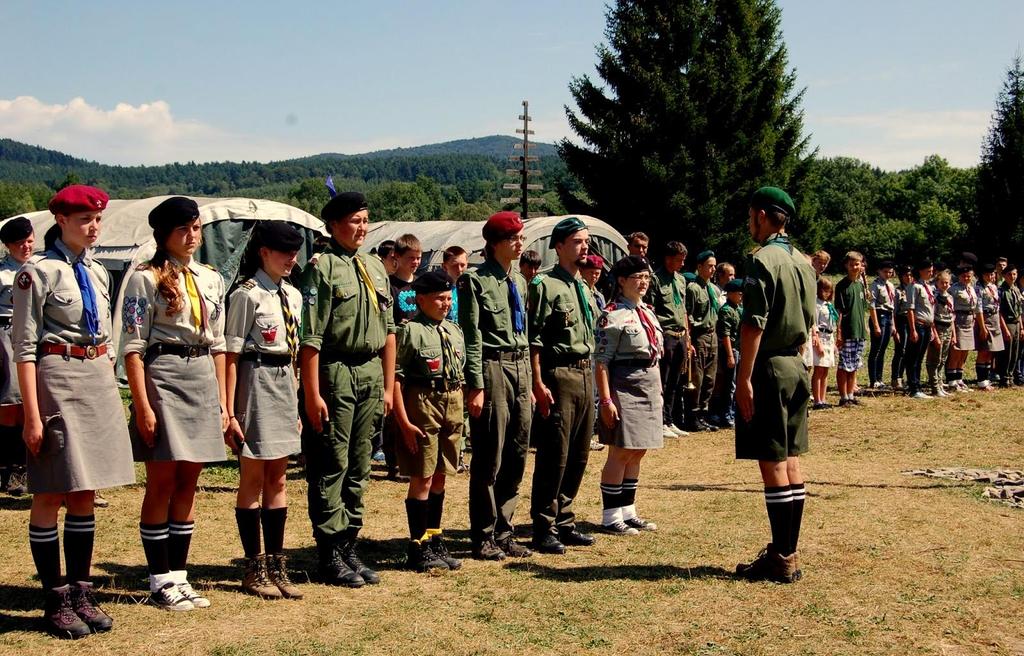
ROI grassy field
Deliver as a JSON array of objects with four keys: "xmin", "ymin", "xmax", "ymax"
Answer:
[{"xmin": 0, "ymin": 382, "xmax": 1022, "ymax": 656}]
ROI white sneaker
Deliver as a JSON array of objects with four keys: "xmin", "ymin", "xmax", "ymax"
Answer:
[
  {"xmin": 177, "ymin": 580, "xmax": 210, "ymax": 609},
  {"xmin": 910, "ymin": 391, "xmax": 932, "ymax": 399},
  {"xmin": 935, "ymin": 387, "xmax": 950, "ymax": 398},
  {"xmin": 601, "ymin": 520, "xmax": 639, "ymax": 536},
  {"xmin": 624, "ymin": 516, "xmax": 658, "ymax": 532},
  {"xmin": 663, "ymin": 424, "xmax": 680, "ymax": 439},
  {"xmin": 149, "ymin": 582, "xmax": 194, "ymax": 612}
]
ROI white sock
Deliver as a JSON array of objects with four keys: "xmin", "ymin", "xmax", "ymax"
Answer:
[
  {"xmin": 171, "ymin": 570, "xmax": 188, "ymax": 585},
  {"xmin": 149, "ymin": 572, "xmax": 175, "ymax": 593},
  {"xmin": 602, "ymin": 506, "xmax": 622, "ymax": 525},
  {"xmin": 621, "ymin": 504, "xmax": 637, "ymax": 521}
]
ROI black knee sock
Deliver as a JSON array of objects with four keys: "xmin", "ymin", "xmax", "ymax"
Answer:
[
  {"xmin": 599, "ymin": 482, "xmax": 622, "ymax": 510},
  {"xmin": 29, "ymin": 524, "xmax": 61, "ymax": 589},
  {"xmin": 976, "ymin": 362, "xmax": 989, "ymax": 382},
  {"xmin": 764, "ymin": 486, "xmax": 793, "ymax": 556},
  {"xmin": 167, "ymin": 520, "xmax": 194, "ymax": 571},
  {"xmin": 622, "ymin": 478, "xmax": 639, "ymax": 507},
  {"xmin": 235, "ymin": 508, "xmax": 261, "ymax": 558},
  {"xmin": 63, "ymin": 514, "xmax": 95, "ymax": 584},
  {"xmin": 427, "ymin": 491, "xmax": 445, "ymax": 531},
  {"xmin": 261, "ymin": 507, "xmax": 287, "ymax": 555},
  {"xmin": 789, "ymin": 484, "xmax": 806, "ymax": 552},
  {"xmin": 405, "ymin": 498, "xmax": 428, "ymax": 542},
  {"xmin": 140, "ymin": 522, "xmax": 170, "ymax": 575}
]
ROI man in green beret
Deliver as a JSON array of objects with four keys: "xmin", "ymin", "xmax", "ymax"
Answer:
[
  {"xmin": 734, "ymin": 186, "xmax": 815, "ymax": 584},
  {"xmin": 650, "ymin": 241, "xmax": 693, "ymax": 438},
  {"xmin": 527, "ymin": 217, "xmax": 599, "ymax": 554},
  {"xmin": 684, "ymin": 249, "xmax": 721, "ymax": 432}
]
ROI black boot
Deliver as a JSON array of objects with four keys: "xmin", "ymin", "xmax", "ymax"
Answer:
[
  {"xmin": 429, "ymin": 533, "xmax": 462, "ymax": 570},
  {"xmin": 340, "ymin": 538, "xmax": 380, "ymax": 585},
  {"xmin": 316, "ymin": 540, "xmax": 364, "ymax": 588},
  {"xmin": 44, "ymin": 585, "xmax": 91, "ymax": 639},
  {"xmin": 406, "ymin": 541, "xmax": 447, "ymax": 573}
]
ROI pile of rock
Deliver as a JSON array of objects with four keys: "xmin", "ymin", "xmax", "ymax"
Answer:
[{"xmin": 903, "ymin": 468, "xmax": 1024, "ymax": 509}]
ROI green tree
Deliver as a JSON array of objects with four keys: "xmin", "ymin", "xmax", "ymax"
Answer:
[
  {"xmin": 368, "ymin": 182, "xmax": 434, "ymax": 221},
  {"xmin": 559, "ymin": 0, "xmax": 812, "ymax": 257},
  {"xmin": 976, "ymin": 55, "xmax": 1024, "ymax": 258},
  {"xmin": 287, "ymin": 178, "xmax": 331, "ymax": 215}
]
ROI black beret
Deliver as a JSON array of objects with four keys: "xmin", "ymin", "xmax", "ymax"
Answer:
[
  {"xmin": 149, "ymin": 196, "xmax": 199, "ymax": 230},
  {"xmin": 916, "ymin": 260, "xmax": 933, "ymax": 271},
  {"xmin": 321, "ymin": 191, "xmax": 367, "ymax": 223},
  {"xmin": 1003, "ymin": 263, "xmax": 1017, "ymax": 273},
  {"xmin": 878, "ymin": 260, "xmax": 895, "ymax": 269},
  {"xmin": 0, "ymin": 217, "xmax": 33, "ymax": 244},
  {"xmin": 610, "ymin": 255, "xmax": 650, "ymax": 279},
  {"xmin": 411, "ymin": 270, "xmax": 453, "ymax": 295},
  {"xmin": 960, "ymin": 251, "xmax": 978, "ymax": 264},
  {"xmin": 724, "ymin": 278, "xmax": 744, "ymax": 293},
  {"xmin": 955, "ymin": 264, "xmax": 974, "ymax": 275},
  {"xmin": 981, "ymin": 262, "xmax": 997, "ymax": 274},
  {"xmin": 255, "ymin": 221, "xmax": 304, "ymax": 252},
  {"xmin": 896, "ymin": 264, "xmax": 913, "ymax": 275}
]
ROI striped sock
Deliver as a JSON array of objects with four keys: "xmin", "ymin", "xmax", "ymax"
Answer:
[
  {"xmin": 764, "ymin": 486, "xmax": 794, "ymax": 555},
  {"xmin": 29, "ymin": 524, "xmax": 61, "ymax": 590},
  {"xmin": 63, "ymin": 514, "xmax": 96, "ymax": 584},
  {"xmin": 599, "ymin": 482, "xmax": 623, "ymax": 510},
  {"xmin": 140, "ymin": 522, "xmax": 170, "ymax": 575},
  {"xmin": 168, "ymin": 521, "xmax": 195, "ymax": 571},
  {"xmin": 789, "ymin": 484, "xmax": 806, "ymax": 552}
]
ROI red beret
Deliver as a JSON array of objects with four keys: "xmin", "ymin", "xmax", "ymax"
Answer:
[
  {"xmin": 581, "ymin": 254, "xmax": 604, "ymax": 269},
  {"xmin": 482, "ymin": 211, "xmax": 524, "ymax": 243},
  {"xmin": 48, "ymin": 185, "xmax": 109, "ymax": 216}
]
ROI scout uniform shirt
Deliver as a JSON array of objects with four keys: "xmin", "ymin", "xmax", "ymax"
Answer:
[
  {"xmin": 12, "ymin": 240, "xmax": 115, "ymax": 362},
  {"xmin": 527, "ymin": 264, "xmax": 597, "ymax": 359},
  {"xmin": 717, "ymin": 301, "xmax": 741, "ymax": 347},
  {"xmin": 909, "ymin": 279, "xmax": 935, "ymax": 325},
  {"xmin": 686, "ymin": 276, "xmax": 719, "ymax": 334},
  {"xmin": 1000, "ymin": 280, "xmax": 1023, "ymax": 324},
  {"xmin": 951, "ymin": 281, "xmax": 979, "ymax": 317},
  {"xmin": 0, "ymin": 255, "xmax": 28, "ymax": 323},
  {"xmin": 121, "ymin": 256, "xmax": 227, "ymax": 356},
  {"xmin": 594, "ymin": 298, "xmax": 664, "ymax": 367},
  {"xmin": 934, "ymin": 287, "xmax": 955, "ymax": 327},
  {"xmin": 895, "ymin": 282, "xmax": 914, "ymax": 316},
  {"xmin": 977, "ymin": 281, "xmax": 1000, "ymax": 321},
  {"xmin": 456, "ymin": 258, "xmax": 530, "ymax": 390},
  {"xmin": 300, "ymin": 239, "xmax": 396, "ymax": 355},
  {"xmin": 395, "ymin": 314, "xmax": 466, "ymax": 386},
  {"xmin": 741, "ymin": 235, "xmax": 816, "ymax": 354},
  {"xmin": 871, "ymin": 275, "xmax": 896, "ymax": 314},
  {"xmin": 224, "ymin": 268, "xmax": 303, "ymax": 356},
  {"xmin": 650, "ymin": 266, "xmax": 688, "ymax": 333}
]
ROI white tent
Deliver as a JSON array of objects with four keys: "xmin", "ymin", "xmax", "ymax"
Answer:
[{"xmin": 362, "ymin": 214, "xmax": 629, "ymax": 272}]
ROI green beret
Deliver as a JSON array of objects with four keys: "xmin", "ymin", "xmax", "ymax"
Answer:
[
  {"xmin": 750, "ymin": 186, "xmax": 796, "ymax": 217},
  {"xmin": 724, "ymin": 278, "xmax": 744, "ymax": 293},
  {"xmin": 549, "ymin": 216, "xmax": 586, "ymax": 248},
  {"xmin": 696, "ymin": 249, "xmax": 715, "ymax": 263},
  {"xmin": 682, "ymin": 271, "xmax": 697, "ymax": 282}
]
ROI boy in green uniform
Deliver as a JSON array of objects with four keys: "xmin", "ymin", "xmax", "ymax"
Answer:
[
  {"xmin": 708, "ymin": 279, "xmax": 743, "ymax": 428},
  {"xmin": 684, "ymin": 250, "xmax": 721, "ymax": 432},
  {"xmin": 392, "ymin": 271, "xmax": 465, "ymax": 572},
  {"xmin": 300, "ymin": 191, "xmax": 396, "ymax": 588},
  {"xmin": 459, "ymin": 211, "xmax": 534, "ymax": 560},
  {"xmin": 997, "ymin": 264, "xmax": 1023, "ymax": 386},
  {"xmin": 833, "ymin": 252, "xmax": 869, "ymax": 406},
  {"xmin": 650, "ymin": 242, "xmax": 692, "ymax": 438},
  {"xmin": 528, "ymin": 217, "xmax": 599, "ymax": 554},
  {"xmin": 735, "ymin": 187, "xmax": 815, "ymax": 584}
]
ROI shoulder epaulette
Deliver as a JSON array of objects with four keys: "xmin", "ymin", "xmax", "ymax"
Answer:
[
  {"xmin": 239, "ymin": 278, "xmax": 257, "ymax": 290},
  {"xmin": 135, "ymin": 262, "xmax": 150, "ymax": 271},
  {"xmin": 201, "ymin": 263, "xmax": 217, "ymax": 271}
]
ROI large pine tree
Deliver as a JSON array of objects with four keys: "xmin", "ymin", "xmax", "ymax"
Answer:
[
  {"xmin": 976, "ymin": 55, "xmax": 1024, "ymax": 258},
  {"xmin": 559, "ymin": 0, "xmax": 812, "ymax": 256}
]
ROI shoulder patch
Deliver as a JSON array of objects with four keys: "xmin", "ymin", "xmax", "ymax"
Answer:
[
  {"xmin": 135, "ymin": 262, "xmax": 149, "ymax": 271},
  {"xmin": 605, "ymin": 302, "xmax": 618, "ymax": 311},
  {"xmin": 16, "ymin": 271, "xmax": 31, "ymax": 290},
  {"xmin": 240, "ymin": 278, "xmax": 257, "ymax": 290}
]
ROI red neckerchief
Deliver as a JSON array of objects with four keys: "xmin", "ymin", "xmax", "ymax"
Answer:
[
  {"xmin": 918, "ymin": 278, "xmax": 934, "ymax": 304},
  {"xmin": 635, "ymin": 304, "xmax": 659, "ymax": 360}
]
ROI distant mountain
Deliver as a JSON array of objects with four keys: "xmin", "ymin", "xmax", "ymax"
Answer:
[{"xmin": 342, "ymin": 135, "xmax": 559, "ymax": 159}]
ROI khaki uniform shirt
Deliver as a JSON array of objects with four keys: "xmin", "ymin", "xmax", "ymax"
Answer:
[
  {"xmin": 594, "ymin": 297, "xmax": 664, "ymax": 368},
  {"xmin": 0, "ymin": 255, "xmax": 26, "ymax": 319},
  {"xmin": 934, "ymin": 289, "xmax": 955, "ymax": 325},
  {"xmin": 396, "ymin": 314, "xmax": 465, "ymax": 384},
  {"xmin": 1000, "ymin": 281, "xmax": 1022, "ymax": 323},
  {"xmin": 951, "ymin": 281, "xmax": 979, "ymax": 315},
  {"xmin": 908, "ymin": 280, "xmax": 935, "ymax": 325},
  {"xmin": 300, "ymin": 240, "xmax": 395, "ymax": 356},
  {"xmin": 225, "ymin": 268, "xmax": 303, "ymax": 355},
  {"xmin": 527, "ymin": 264, "xmax": 596, "ymax": 359},
  {"xmin": 871, "ymin": 276, "xmax": 896, "ymax": 313},
  {"xmin": 650, "ymin": 266, "xmax": 688, "ymax": 333},
  {"xmin": 741, "ymin": 235, "xmax": 816, "ymax": 354},
  {"xmin": 977, "ymin": 282, "xmax": 1000, "ymax": 318},
  {"xmin": 121, "ymin": 256, "xmax": 227, "ymax": 355},
  {"xmin": 686, "ymin": 276, "xmax": 718, "ymax": 334},
  {"xmin": 456, "ymin": 258, "xmax": 529, "ymax": 389},
  {"xmin": 12, "ymin": 240, "xmax": 115, "ymax": 362},
  {"xmin": 717, "ymin": 302, "xmax": 741, "ymax": 344}
]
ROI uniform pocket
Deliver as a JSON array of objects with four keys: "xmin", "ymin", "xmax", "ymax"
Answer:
[
  {"xmin": 419, "ymin": 348, "xmax": 443, "ymax": 376},
  {"xmin": 42, "ymin": 413, "xmax": 66, "ymax": 456}
]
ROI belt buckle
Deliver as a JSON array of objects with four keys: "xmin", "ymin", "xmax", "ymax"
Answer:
[
  {"xmin": 187, "ymin": 345, "xmax": 200, "ymax": 359},
  {"xmin": 84, "ymin": 345, "xmax": 98, "ymax": 360}
]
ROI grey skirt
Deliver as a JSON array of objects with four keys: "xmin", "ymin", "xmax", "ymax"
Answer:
[
  {"xmin": 131, "ymin": 352, "xmax": 226, "ymax": 463},
  {"xmin": 235, "ymin": 358, "xmax": 300, "ymax": 460},
  {"xmin": 0, "ymin": 323, "xmax": 21, "ymax": 405},
  {"xmin": 976, "ymin": 313, "xmax": 1004, "ymax": 352},
  {"xmin": 28, "ymin": 353, "xmax": 135, "ymax": 494},
  {"xmin": 953, "ymin": 314, "xmax": 975, "ymax": 351},
  {"xmin": 598, "ymin": 363, "xmax": 664, "ymax": 450}
]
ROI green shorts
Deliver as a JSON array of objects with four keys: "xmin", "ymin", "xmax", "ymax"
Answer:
[
  {"xmin": 396, "ymin": 386, "xmax": 464, "ymax": 478},
  {"xmin": 735, "ymin": 354, "xmax": 810, "ymax": 462}
]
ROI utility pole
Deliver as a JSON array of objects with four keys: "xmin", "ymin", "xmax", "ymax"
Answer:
[{"xmin": 501, "ymin": 100, "xmax": 544, "ymax": 222}]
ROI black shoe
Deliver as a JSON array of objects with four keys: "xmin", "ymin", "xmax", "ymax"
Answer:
[
  {"xmin": 698, "ymin": 417, "xmax": 719, "ymax": 432},
  {"xmin": 340, "ymin": 539, "xmax": 380, "ymax": 585},
  {"xmin": 472, "ymin": 538, "xmax": 506, "ymax": 561},
  {"xmin": 70, "ymin": 582, "xmax": 113, "ymax": 632},
  {"xmin": 495, "ymin": 535, "xmax": 533, "ymax": 558},
  {"xmin": 406, "ymin": 541, "xmax": 448, "ymax": 572},
  {"xmin": 557, "ymin": 528, "xmax": 596, "ymax": 547},
  {"xmin": 430, "ymin": 534, "xmax": 462, "ymax": 570},
  {"xmin": 683, "ymin": 419, "xmax": 709, "ymax": 433},
  {"xmin": 531, "ymin": 534, "xmax": 566, "ymax": 555},
  {"xmin": 316, "ymin": 541, "xmax": 365, "ymax": 588},
  {"xmin": 44, "ymin": 586, "xmax": 91, "ymax": 639}
]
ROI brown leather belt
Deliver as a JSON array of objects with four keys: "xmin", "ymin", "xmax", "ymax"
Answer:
[{"xmin": 40, "ymin": 343, "xmax": 108, "ymax": 360}]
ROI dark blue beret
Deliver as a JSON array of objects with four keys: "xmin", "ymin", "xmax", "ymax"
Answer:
[
  {"xmin": 255, "ymin": 221, "xmax": 304, "ymax": 252},
  {"xmin": 0, "ymin": 217, "xmax": 33, "ymax": 244}
]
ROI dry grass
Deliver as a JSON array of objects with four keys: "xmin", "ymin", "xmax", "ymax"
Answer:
[{"xmin": 1, "ymin": 382, "xmax": 1023, "ymax": 656}]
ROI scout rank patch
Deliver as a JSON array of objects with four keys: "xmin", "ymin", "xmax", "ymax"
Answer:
[
  {"xmin": 122, "ymin": 296, "xmax": 148, "ymax": 333},
  {"xmin": 303, "ymin": 286, "xmax": 317, "ymax": 305},
  {"xmin": 16, "ymin": 271, "xmax": 31, "ymax": 290},
  {"xmin": 261, "ymin": 326, "xmax": 278, "ymax": 343}
]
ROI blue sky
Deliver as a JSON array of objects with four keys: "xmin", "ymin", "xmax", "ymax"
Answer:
[{"xmin": 0, "ymin": 0, "xmax": 1021, "ymax": 169}]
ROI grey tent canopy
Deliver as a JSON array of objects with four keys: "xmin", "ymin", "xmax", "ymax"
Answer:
[{"xmin": 361, "ymin": 214, "xmax": 628, "ymax": 273}]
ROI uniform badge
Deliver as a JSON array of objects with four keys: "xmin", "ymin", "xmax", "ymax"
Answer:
[
  {"xmin": 426, "ymin": 356, "xmax": 442, "ymax": 373},
  {"xmin": 303, "ymin": 287, "xmax": 317, "ymax": 305},
  {"xmin": 16, "ymin": 271, "xmax": 30, "ymax": 290},
  {"xmin": 597, "ymin": 315, "xmax": 609, "ymax": 328},
  {"xmin": 260, "ymin": 326, "xmax": 278, "ymax": 343}
]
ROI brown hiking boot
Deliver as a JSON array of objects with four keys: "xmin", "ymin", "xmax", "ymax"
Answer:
[
  {"xmin": 44, "ymin": 585, "xmax": 91, "ymax": 639},
  {"xmin": 70, "ymin": 581, "xmax": 113, "ymax": 632},
  {"xmin": 242, "ymin": 555, "xmax": 283, "ymax": 599},
  {"xmin": 267, "ymin": 554, "xmax": 304, "ymax": 599},
  {"xmin": 736, "ymin": 544, "xmax": 799, "ymax": 583}
]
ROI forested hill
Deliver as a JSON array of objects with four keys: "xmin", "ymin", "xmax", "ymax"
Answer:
[{"xmin": 303, "ymin": 135, "xmax": 559, "ymax": 160}]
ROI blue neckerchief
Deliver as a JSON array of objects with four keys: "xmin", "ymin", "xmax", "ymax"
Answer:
[
  {"xmin": 73, "ymin": 259, "xmax": 100, "ymax": 343},
  {"xmin": 763, "ymin": 233, "xmax": 792, "ymax": 254},
  {"xmin": 508, "ymin": 278, "xmax": 525, "ymax": 334}
]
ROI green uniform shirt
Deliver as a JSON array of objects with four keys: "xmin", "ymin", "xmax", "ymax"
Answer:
[
  {"xmin": 456, "ymin": 258, "xmax": 530, "ymax": 389},
  {"xmin": 717, "ymin": 302, "xmax": 741, "ymax": 344},
  {"xmin": 741, "ymin": 235, "xmax": 816, "ymax": 354},
  {"xmin": 527, "ymin": 263, "xmax": 596, "ymax": 359},
  {"xmin": 1000, "ymin": 281, "xmax": 1023, "ymax": 323},
  {"xmin": 299, "ymin": 239, "xmax": 396, "ymax": 356},
  {"xmin": 395, "ymin": 314, "xmax": 465, "ymax": 384},
  {"xmin": 650, "ymin": 266, "xmax": 688, "ymax": 332},
  {"xmin": 686, "ymin": 276, "xmax": 719, "ymax": 333},
  {"xmin": 834, "ymin": 277, "xmax": 868, "ymax": 340}
]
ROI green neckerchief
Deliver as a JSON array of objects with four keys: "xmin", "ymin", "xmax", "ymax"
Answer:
[
  {"xmin": 574, "ymin": 278, "xmax": 594, "ymax": 330},
  {"xmin": 670, "ymin": 275, "xmax": 683, "ymax": 306},
  {"xmin": 706, "ymin": 280, "xmax": 721, "ymax": 312}
]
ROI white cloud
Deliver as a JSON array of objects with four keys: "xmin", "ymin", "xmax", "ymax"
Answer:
[{"xmin": 810, "ymin": 109, "xmax": 991, "ymax": 170}]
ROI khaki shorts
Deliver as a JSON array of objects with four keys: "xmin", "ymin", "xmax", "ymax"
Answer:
[
  {"xmin": 735, "ymin": 354, "xmax": 810, "ymax": 462},
  {"xmin": 396, "ymin": 386, "xmax": 464, "ymax": 478}
]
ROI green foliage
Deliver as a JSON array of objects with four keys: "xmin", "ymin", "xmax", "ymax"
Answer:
[{"xmin": 559, "ymin": 0, "xmax": 813, "ymax": 256}]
